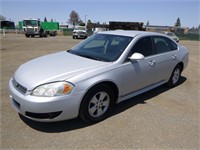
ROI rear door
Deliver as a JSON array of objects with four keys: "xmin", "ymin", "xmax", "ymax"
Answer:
[{"xmin": 151, "ymin": 36, "xmax": 179, "ymax": 82}]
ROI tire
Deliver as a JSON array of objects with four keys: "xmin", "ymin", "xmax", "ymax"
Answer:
[
  {"xmin": 43, "ymin": 32, "xmax": 47, "ymax": 37},
  {"xmin": 166, "ymin": 65, "xmax": 182, "ymax": 87},
  {"xmin": 79, "ymin": 84, "xmax": 114, "ymax": 123}
]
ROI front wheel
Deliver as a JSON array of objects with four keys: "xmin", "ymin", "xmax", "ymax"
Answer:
[
  {"xmin": 79, "ymin": 84, "xmax": 114, "ymax": 123},
  {"xmin": 166, "ymin": 65, "xmax": 182, "ymax": 87}
]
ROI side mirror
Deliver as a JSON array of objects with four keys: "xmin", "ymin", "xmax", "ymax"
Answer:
[{"xmin": 129, "ymin": 53, "xmax": 145, "ymax": 61}]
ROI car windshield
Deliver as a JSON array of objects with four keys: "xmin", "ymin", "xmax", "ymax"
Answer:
[
  {"xmin": 23, "ymin": 20, "xmax": 38, "ymax": 27},
  {"xmin": 70, "ymin": 34, "xmax": 133, "ymax": 62},
  {"xmin": 167, "ymin": 32, "xmax": 175, "ymax": 36},
  {"xmin": 74, "ymin": 26, "xmax": 85, "ymax": 30}
]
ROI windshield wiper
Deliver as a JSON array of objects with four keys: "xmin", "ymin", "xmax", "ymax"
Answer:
[
  {"xmin": 67, "ymin": 49, "xmax": 72, "ymax": 53},
  {"xmin": 67, "ymin": 50, "xmax": 107, "ymax": 62},
  {"xmin": 77, "ymin": 53, "xmax": 101, "ymax": 61}
]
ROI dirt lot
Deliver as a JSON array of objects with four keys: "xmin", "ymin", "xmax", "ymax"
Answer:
[{"xmin": 1, "ymin": 34, "xmax": 200, "ymax": 149}]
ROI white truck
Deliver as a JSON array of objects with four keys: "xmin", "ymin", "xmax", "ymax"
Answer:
[{"xmin": 19, "ymin": 18, "xmax": 59, "ymax": 37}]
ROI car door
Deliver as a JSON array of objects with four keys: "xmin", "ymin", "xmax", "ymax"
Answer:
[
  {"xmin": 152, "ymin": 36, "xmax": 179, "ymax": 83},
  {"xmin": 120, "ymin": 36, "xmax": 158, "ymax": 96}
]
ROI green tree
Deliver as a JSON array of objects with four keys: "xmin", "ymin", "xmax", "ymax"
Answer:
[
  {"xmin": 44, "ymin": 17, "xmax": 47, "ymax": 22},
  {"xmin": 146, "ymin": 21, "xmax": 150, "ymax": 26},
  {"xmin": 79, "ymin": 20, "xmax": 85, "ymax": 26},
  {"xmin": 175, "ymin": 17, "xmax": 181, "ymax": 27},
  {"xmin": 68, "ymin": 10, "xmax": 80, "ymax": 28}
]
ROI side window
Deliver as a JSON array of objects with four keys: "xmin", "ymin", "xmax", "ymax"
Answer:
[
  {"xmin": 153, "ymin": 36, "xmax": 172, "ymax": 54},
  {"xmin": 131, "ymin": 37, "xmax": 154, "ymax": 57},
  {"xmin": 169, "ymin": 40, "xmax": 178, "ymax": 50}
]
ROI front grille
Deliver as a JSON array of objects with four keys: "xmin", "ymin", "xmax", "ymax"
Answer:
[
  {"xmin": 12, "ymin": 79, "xmax": 27, "ymax": 94},
  {"xmin": 27, "ymin": 28, "xmax": 34, "ymax": 32}
]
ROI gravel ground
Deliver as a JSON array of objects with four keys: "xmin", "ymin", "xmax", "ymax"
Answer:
[{"xmin": 1, "ymin": 34, "xmax": 200, "ymax": 149}]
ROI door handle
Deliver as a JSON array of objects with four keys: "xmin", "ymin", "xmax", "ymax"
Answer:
[
  {"xmin": 149, "ymin": 60, "xmax": 156, "ymax": 66},
  {"xmin": 172, "ymin": 55, "xmax": 177, "ymax": 60}
]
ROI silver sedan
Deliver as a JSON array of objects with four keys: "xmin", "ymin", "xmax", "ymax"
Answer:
[{"xmin": 8, "ymin": 31, "xmax": 189, "ymax": 123}]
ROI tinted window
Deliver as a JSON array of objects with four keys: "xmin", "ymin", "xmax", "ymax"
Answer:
[
  {"xmin": 131, "ymin": 37, "xmax": 154, "ymax": 57},
  {"xmin": 153, "ymin": 36, "xmax": 178, "ymax": 54},
  {"xmin": 169, "ymin": 39, "xmax": 178, "ymax": 50},
  {"xmin": 153, "ymin": 37, "xmax": 171, "ymax": 54}
]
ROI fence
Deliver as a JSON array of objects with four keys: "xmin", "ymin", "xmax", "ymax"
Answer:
[
  {"xmin": 0, "ymin": 29, "xmax": 23, "ymax": 37},
  {"xmin": 176, "ymin": 33, "xmax": 200, "ymax": 41}
]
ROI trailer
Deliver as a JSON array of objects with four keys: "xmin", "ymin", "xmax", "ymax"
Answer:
[
  {"xmin": 0, "ymin": 21, "xmax": 15, "ymax": 29},
  {"xmin": 19, "ymin": 19, "xmax": 59, "ymax": 37},
  {"xmin": 91, "ymin": 21, "xmax": 145, "ymax": 34},
  {"xmin": 109, "ymin": 21, "xmax": 145, "ymax": 31}
]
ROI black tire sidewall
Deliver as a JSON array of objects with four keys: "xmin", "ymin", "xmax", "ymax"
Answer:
[
  {"xmin": 79, "ymin": 84, "xmax": 114, "ymax": 123},
  {"xmin": 167, "ymin": 65, "xmax": 181, "ymax": 87}
]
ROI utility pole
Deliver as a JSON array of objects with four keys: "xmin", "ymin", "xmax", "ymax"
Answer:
[{"xmin": 85, "ymin": 15, "xmax": 87, "ymax": 30}]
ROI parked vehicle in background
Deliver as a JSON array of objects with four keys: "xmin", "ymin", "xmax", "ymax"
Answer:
[
  {"xmin": 19, "ymin": 19, "xmax": 59, "ymax": 37},
  {"xmin": 9, "ymin": 30, "xmax": 189, "ymax": 123},
  {"xmin": 160, "ymin": 31, "xmax": 179, "ymax": 43},
  {"xmin": 93, "ymin": 27, "xmax": 107, "ymax": 34},
  {"xmin": 0, "ymin": 20, "xmax": 15, "ymax": 29},
  {"xmin": 73, "ymin": 30, "xmax": 87, "ymax": 39},
  {"xmin": 72, "ymin": 26, "xmax": 87, "ymax": 39}
]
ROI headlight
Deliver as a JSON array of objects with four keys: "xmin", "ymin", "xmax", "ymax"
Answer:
[{"xmin": 31, "ymin": 82, "xmax": 74, "ymax": 97}]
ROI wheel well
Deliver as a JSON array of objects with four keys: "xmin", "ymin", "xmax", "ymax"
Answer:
[
  {"xmin": 177, "ymin": 62, "xmax": 184, "ymax": 72},
  {"xmin": 89, "ymin": 81, "xmax": 119, "ymax": 103}
]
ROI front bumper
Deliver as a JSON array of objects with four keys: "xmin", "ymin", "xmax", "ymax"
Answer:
[
  {"xmin": 73, "ymin": 33, "xmax": 87, "ymax": 39},
  {"xmin": 8, "ymin": 78, "xmax": 84, "ymax": 122}
]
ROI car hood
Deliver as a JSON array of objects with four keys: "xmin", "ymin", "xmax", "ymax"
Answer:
[{"xmin": 14, "ymin": 51, "xmax": 108, "ymax": 90}]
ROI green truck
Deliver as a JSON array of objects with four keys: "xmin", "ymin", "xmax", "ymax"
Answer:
[{"xmin": 19, "ymin": 19, "xmax": 59, "ymax": 37}]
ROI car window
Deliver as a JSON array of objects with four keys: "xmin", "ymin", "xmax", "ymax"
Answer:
[
  {"xmin": 169, "ymin": 39, "xmax": 178, "ymax": 50},
  {"xmin": 71, "ymin": 34, "xmax": 133, "ymax": 62},
  {"xmin": 167, "ymin": 32, "xmax": 175, "ymax": 36},
  {"xmin": 153, "ymin": 36, "xmax": 177, "ymax": 53},
  {"xmin": 153, "ymin": 37, "xmax": 171, "ymax": 54},
  {"xmin": 130, "ymin": 36, "xmax": 154, "ymax": 57}
]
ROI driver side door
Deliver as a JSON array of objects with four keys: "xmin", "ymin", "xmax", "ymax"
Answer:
[{"xmin": 121, "ymin": 36, "xmax": 157, "ymax": 97}]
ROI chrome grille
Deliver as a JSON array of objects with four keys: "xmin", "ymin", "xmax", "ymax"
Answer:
[{"xmin": 27, "ymin": 28, "xmax": 34, "ymax": 32}]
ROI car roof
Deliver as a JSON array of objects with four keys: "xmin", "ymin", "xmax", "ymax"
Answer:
[{"xmin": 97, "ymin": 30, "xmax": 163, "ymax": 37}]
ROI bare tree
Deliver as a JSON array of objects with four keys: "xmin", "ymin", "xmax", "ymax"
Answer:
[
  {"xmin": 68, "ymin": 10, "xmax": 80, "ymax": 28},
  {"xmin": 87, "ymin": 19, "xmax": 93, "ymax": 30},
  {"xmin": 0, "ymin": 15, "xmax": 6, "ymax": 21}
]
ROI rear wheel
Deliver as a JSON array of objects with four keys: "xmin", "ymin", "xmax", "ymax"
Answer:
[
  {"xmin": 166, "ymin": 65, "xmax": 182, "ymax": 87},
  {"xmin": 79, "ymin": 84, "xmax": 114, "ymax": 123}
]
